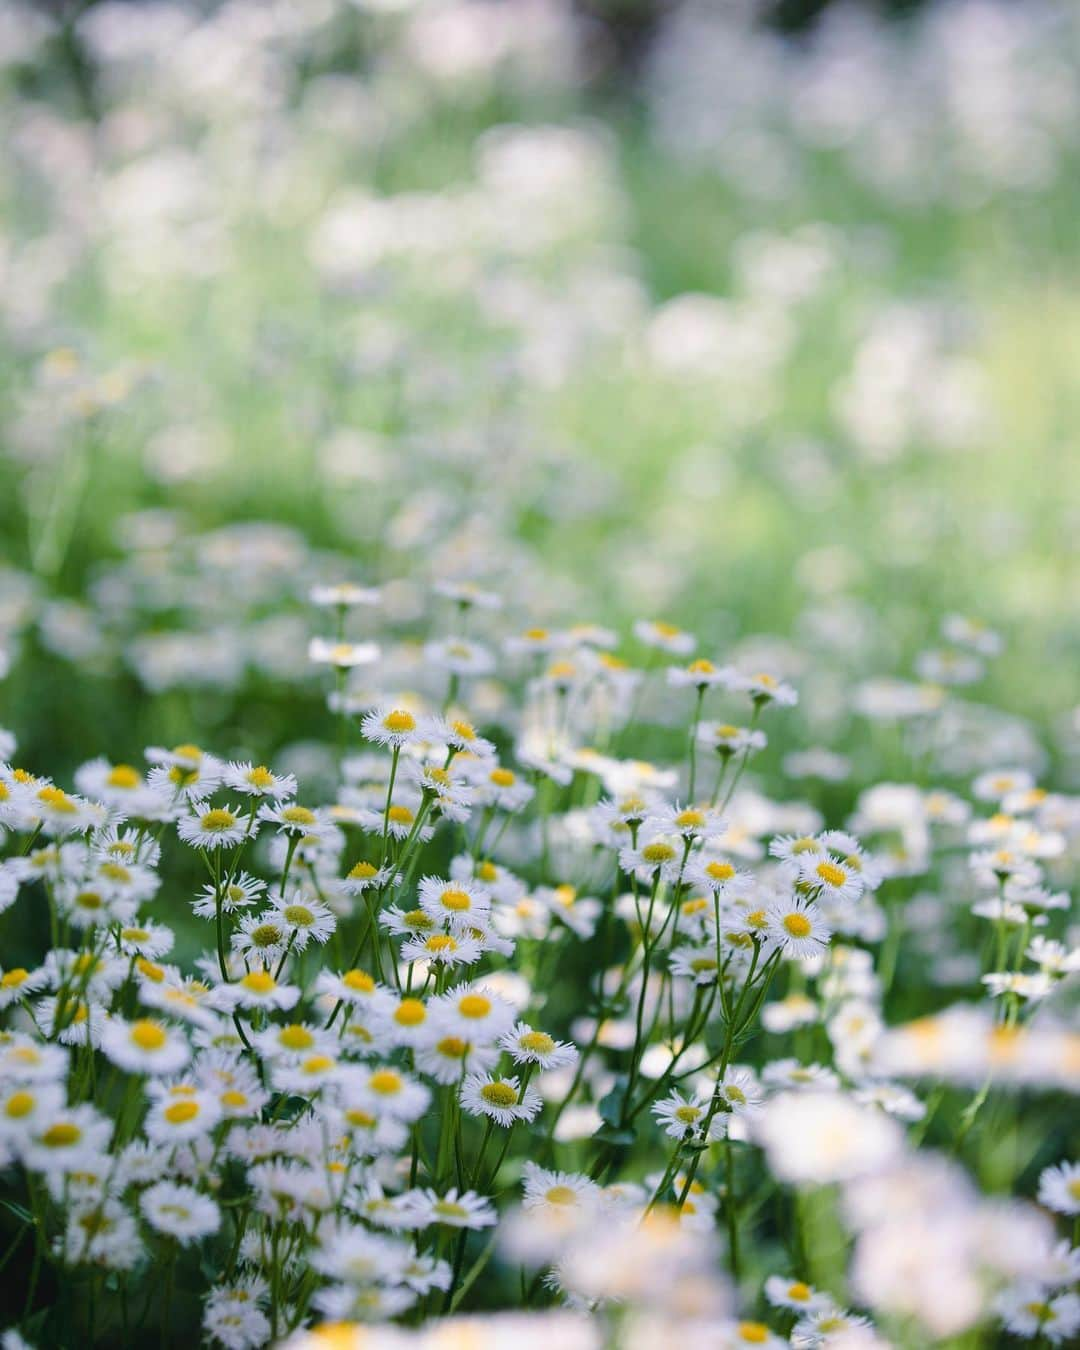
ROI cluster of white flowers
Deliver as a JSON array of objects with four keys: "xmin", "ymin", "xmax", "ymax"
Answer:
[{"xmin": 0, "ymin": 581, "xmax": 1076, "ymax": 1350}]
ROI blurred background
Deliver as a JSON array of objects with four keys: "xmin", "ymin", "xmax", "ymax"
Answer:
[{"xmin": 1, "ymin": 0, "xmax": 1078, "ymax": 791}]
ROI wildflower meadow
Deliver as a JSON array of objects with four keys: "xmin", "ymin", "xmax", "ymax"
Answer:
[{"xmin": 0, "ymin": 2, "xmax": 1078, "ymax": 1348}]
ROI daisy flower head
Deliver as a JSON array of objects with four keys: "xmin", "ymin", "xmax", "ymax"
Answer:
[
  {"xmin": 652, "ymin": 802, "xmax": 725, "ymax": 841},
  {"xmin": 20, "ymin": 1104, "xmax": 113, "ymax": 1172},
  {"xmin": 730, "ymin": 670, "xmax": 798, "ymax": 708},
  {"xmin": 460, "ymin": 1073, "xmax": 542, "ymax": 1127},
  {"xmin": 667, "ymin": 657, "xmax": 736, "ymax": 690},
  {"xmin": 634, "ymin": 619, "xmax": 695, "ymax": 656},
  {"xmin": 414, "ymin": 1032, "xmax": 498, "ymax": 1086},
  {"xmin": 340, "ymin": 859, "xmax": 391, "ymax": 894},
  {"xmin": 427, "ymin": 714, "xmax": 496, "ymax": 760},
  {"xmin": 212, "ymin": 969, "xmax": 300, "ymax": 1013},
  {"xmin": 145, "ymin": 1085, "xmax": 222, "ymax": 1143},
  {"xmin": 417, "ymin": 875, "xmax": 491, "ymax": 926},
  {"xmin": 232, "ymin": 911, "xmax": 291, "ymax": 965},
  {"xmin": 1037, "ymin": 1161, "xmax": 1080, "ymax": 1215},
  {"xmin": 401, "ymin": 928, "xmax": 483, "ymax": 968},
  {"xmin": 28, "ymin": 783, "xmax": 96, "ymax": 837},
  {"xmin": 791, "ymin": 1307, "xmax": 875, "ymax": 1348},
  {"xmin": 997, "ymin": 1286, "xmax": 1080, "ymax": 1344},
  {"xmin": 145, "ymin": 744, "xmax": 223, "ymax": 798},
  {"xmin": 433, "ymin": 579, "xmax": 502, "ymax": 611},
  {"xmin": 794, "ymin": 855, "xmax": 862, "ymax": 909},
  {"xmin": 430, "ymin": 984, "xmax": 516, "ymax": 1044},
  {"xmin": 522, "ymin": 1162, "xmax": 600, "ymax": 1217},
  {"xmin": 309, "ymin": 582, "xmax": 381, "ymax": 609},
  {"xmin": 765, "ymin": 1275, "xmax": 832, "ymax": 1314},
  {"xmin": 423, "ymin": 637, "xmax": 496, "ymax": 678},
  {"xmin": 500, "ymin": 1022, "xmax": 579, "ymax": 1071},
  {"xmin": 766, "ymin": 895, "xmax": 832, "ymax": 959},
  {"xmin": 619, "ymin": 831, "xmax": 686, "ymax": 885},
  {"xmin": 670, "ymin": 945, "xmax": 721, "ymax": 985},
  {"xmin": 267, "ymin": 890, "xmax": 336, "ymax": 949},
  {"xmin": 472, "ymin": 764, "xmax": 535, "ymax": 813},
  {"xmin": 0, "ymin": 1082, "xmax": 66, "ymax": 1140},
  {"xmin": 352, "ymin": 1065, "xmax": 431, "ymax": 1123},
  {"xmin": 257, "ymin": 801, "xmax": 331, "ymax": 840},
  {"xmin": 307, "ymin": 637, "xmax": 381, "ymax": 669},
  {"xmin": 100, "ymin": 1017, "xmax": 191, "ymax": 1076},
  {"xmin": 412, "ymin": 1188, "xmax": 496, "ymax": 1230},
  {"xmin": 0, "ymin": 963, "xmax": 48, "ymax": 1008},
  {"xmin": 192, "ymin": 871, "xmax": 265, "ymax": 919},
  {"xmin": 652, "ymin": 1091, "xmax": 725, "ymax": 1142},
  {"xmin": 699, "ymin": 721, "xmax": 768, "ymax": 758},
  {"xmin": 313, "ymin": 967, "xmax": 384, "ymax": 1008},
  {"xmin": 140, "ymin": 1181, "xmax": 220, "ymax": 1245},
  {"xmin": 176, "ymin": 802, "xmax": 249, "ymax": 850},
  {"xmin": 223, "ymin": 761, "xmax": 297, "ymax": 800},
  {"xmin": 715, "ymin": 1065, "xmax": 765, "ymax": 1117},
  {"xmin": 360, "ymin": 704, "xmax": 425, "ymax": 749},
  {"xmin": 688, "ymin": 854, "xmax": 752, "ymax": 896},
  {"xmin": 721, "ymin": 1322, "xmax": 787, "ymax": 1348}
]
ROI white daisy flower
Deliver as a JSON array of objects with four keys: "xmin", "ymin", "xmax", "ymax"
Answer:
[
  {"xmin": 145, "ymin": 1085, "xmax": 222, "ymax": 1143},
  {"xmin": 460, "ymin": 1074, "xmax": 542, "ymax": 1128},
  {"xmin": 360, "ymin": 705, "xmax": 425, "ymax": 749},
  {"xmin": 652, "ymin": 1091, "xmax": 722, "ymax": 1141},
  {"xmin": 417, "ymin": 875, "xmax": 491, "ymax": 925},
  {"xmin": 176, "ymin": 803, "xmax": 250, "ymax": 850},
  {"xmin": 140, "ymin": 1181, "xmax": 220, "ymax": 1244},
  {"xmin": 765, "ymin": 896, "xmax": 831, "ymax": 959},
  {"xmin": 521, "ymin": 1162, "xmax": 600, "ymax": 1216},
  {"xmin": 100, "ymin": 1017, "xmax": 191, "ymax": 1076},
  {"xmin": 413, "ymin": 1033, "xmax": 498, "ymax": 1086},
  {"xmin": 222, "ymin": 762, "xmax": 297, "ymax": 800},
  {"xmin": 1037, "ymin": 1161, "xmax": 1080, "ymax": 1216},
  {"xmin": 308, "ymin": 637, "xmax": 380, "ymax": 669},
  {"xmin": 499, "ymin": 1022, "xmax": 578, "ymax": 1071},
  {"xmin": 633, "ymin": 619, "xmax": 695, "ymax": 655},
  {"xmin": 406, "ymin": 1188, "xmax": 496, "ymax": 1229},
  {"xmin": 429, "ymin": 985, "xmax": 516, "ymax": 1043}
]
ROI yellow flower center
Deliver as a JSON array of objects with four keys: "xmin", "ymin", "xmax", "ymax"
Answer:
[
  {"xmin": 246, "ymin": 766, "xmax": 275, "ymax": 788},
  {"xmin": 241, "ymin": 971, "xmax": 276, "ymax": 994},
  {"xmin": 42, "ymin": 1122, "xmax": 82, "ymax": 1147},
  {"xmin": 458, "ymin": 995, "xmax": 492, "ymax": 1019},
  {"xmin": 436, "ymin": 1037, "xmax": 468, "ymax": 1058},
  {"xmin": 302, "ymin": 1055, "xmax": 334, "ymax": 1075},
  {"xmin": 221, "ymin": 1091, "xmax": 248, "ymax": 1109},
  {"xmin": 738, "ymin": 1324, "xmax": 770, "ymax": 1344},
  {"xmin": 106, "ymin": 765, "xmax": 141, "ymax": 789},
  {"xmin": 404, "ymin": 909, "xmax": 432, "ymax": 929},
  {"xmin": 815, "ymin": 861, "xmax": 847, "ymax": 888},
  {"xmin": 283, "ymin": 904, "xmax": 315, "ymax": 926},
  {"xmin": 282, "ymin": 806, "xmax": 316, "ymax": 826},
  {"xmin": 783, "ymin": 913, "xmax": 813, "ymax": 939},
  {"xmin": 787, "ymin": 1282, "xmax": 811, "ymax": 1301},
  {"xmin": 394, "ymin": 999, "xmax": 426, "ymax": 1027},
  {"xmin": 382, "ymin": 710, "xmax": 416, "ymax": 734},
  {"xmin": 201, "ymin": 808, "xmax": 237, "ymax": 832},
  {"xmin": 674, "ymin": 1105, "xmax": 701, "ymax": 1124},
  {"xmin": 688, "ymin": 659, "xmax": 715, "ymax": 675},
  {"xmin": 439, "ymin": 887, "xmax": 472, "ymax": 912},
  {"xmin": 164, "ymin": 1101, "xmax": 200, "ymax": 1125},
  {"xmin": 642, "ymin": 842, "xmax": 676, "ymax": 864},
  {"xmin": 368, "ymin": 1070, "xmax": 402, "ymax": 1096},
  {"xmin": 706, "ymin": 861, "xmax": 735, "ymax": 881},
  {"xmin": 129, "ymin": 1020, "xmax": 168, "ymax": 1051},
  {"xmin": 480, "ymin": 1082, "xmax": 518, "ymax": 1107},
  {"xmin": 489, "ymin": 768, "xmax": 515, "ymax": 788},
  {"xmin": 519, "ymin": 1031, "xmax": 555, "ymax": 1055},
  {"xmin": 279, "ymin": 1025, "xmax": 314, "ymax": 1051},
  {"xmin": 451, "ymin": 719, "xmax": 477, "ymax": 740},
  {"xmin": 346, "ymin": 1109, "xmax": 376, "ymax": 1128},
  {"xmin": 653, "ymin": 622, "xmax": 680, "ymax": 638},
  {"xmin": 477, "ymin": 861, "xmax": 497, "ymax": 882},
  {"xmin": 37, "ymin": 786, "xmax": 76, "ymax": 813},
  {"xmin": 136, "ymin": 958, "xmax": 165, "ymax": 982},
  {"xmin": 387, "ymin": 805, "xmax": 414, "ymax": 825},
  {"xmin": 545, "ymin": 1185, "xmax": 578, "ymax": 1206},
  {"xmin": 6, "ymin": 1092, "xmax": 35, "ymax": 1118},
  {"xmin": 342, "ymin": 969, "xmax": 374, "ymax": 993},
  {"xmin": 426, "ymin": 935, "xmax": 456, "ymax": 953},
  {"xmin": 348, "ymin": 861, "xmax": 379, "ymax": 880},
  {"xmin": 791, "ymin": 837, "xmax": 819, "ymax": 854},
  {"xmin": 251, "ymin": 923, "xmax": 282, "ymax": 947},
  {"xmin": 690, "ymin": 957, "xmax": 717, "ymax": 973},
  {"xmin": 1, "ymin": 969, "xmax": 28, "ymax": 988}
]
